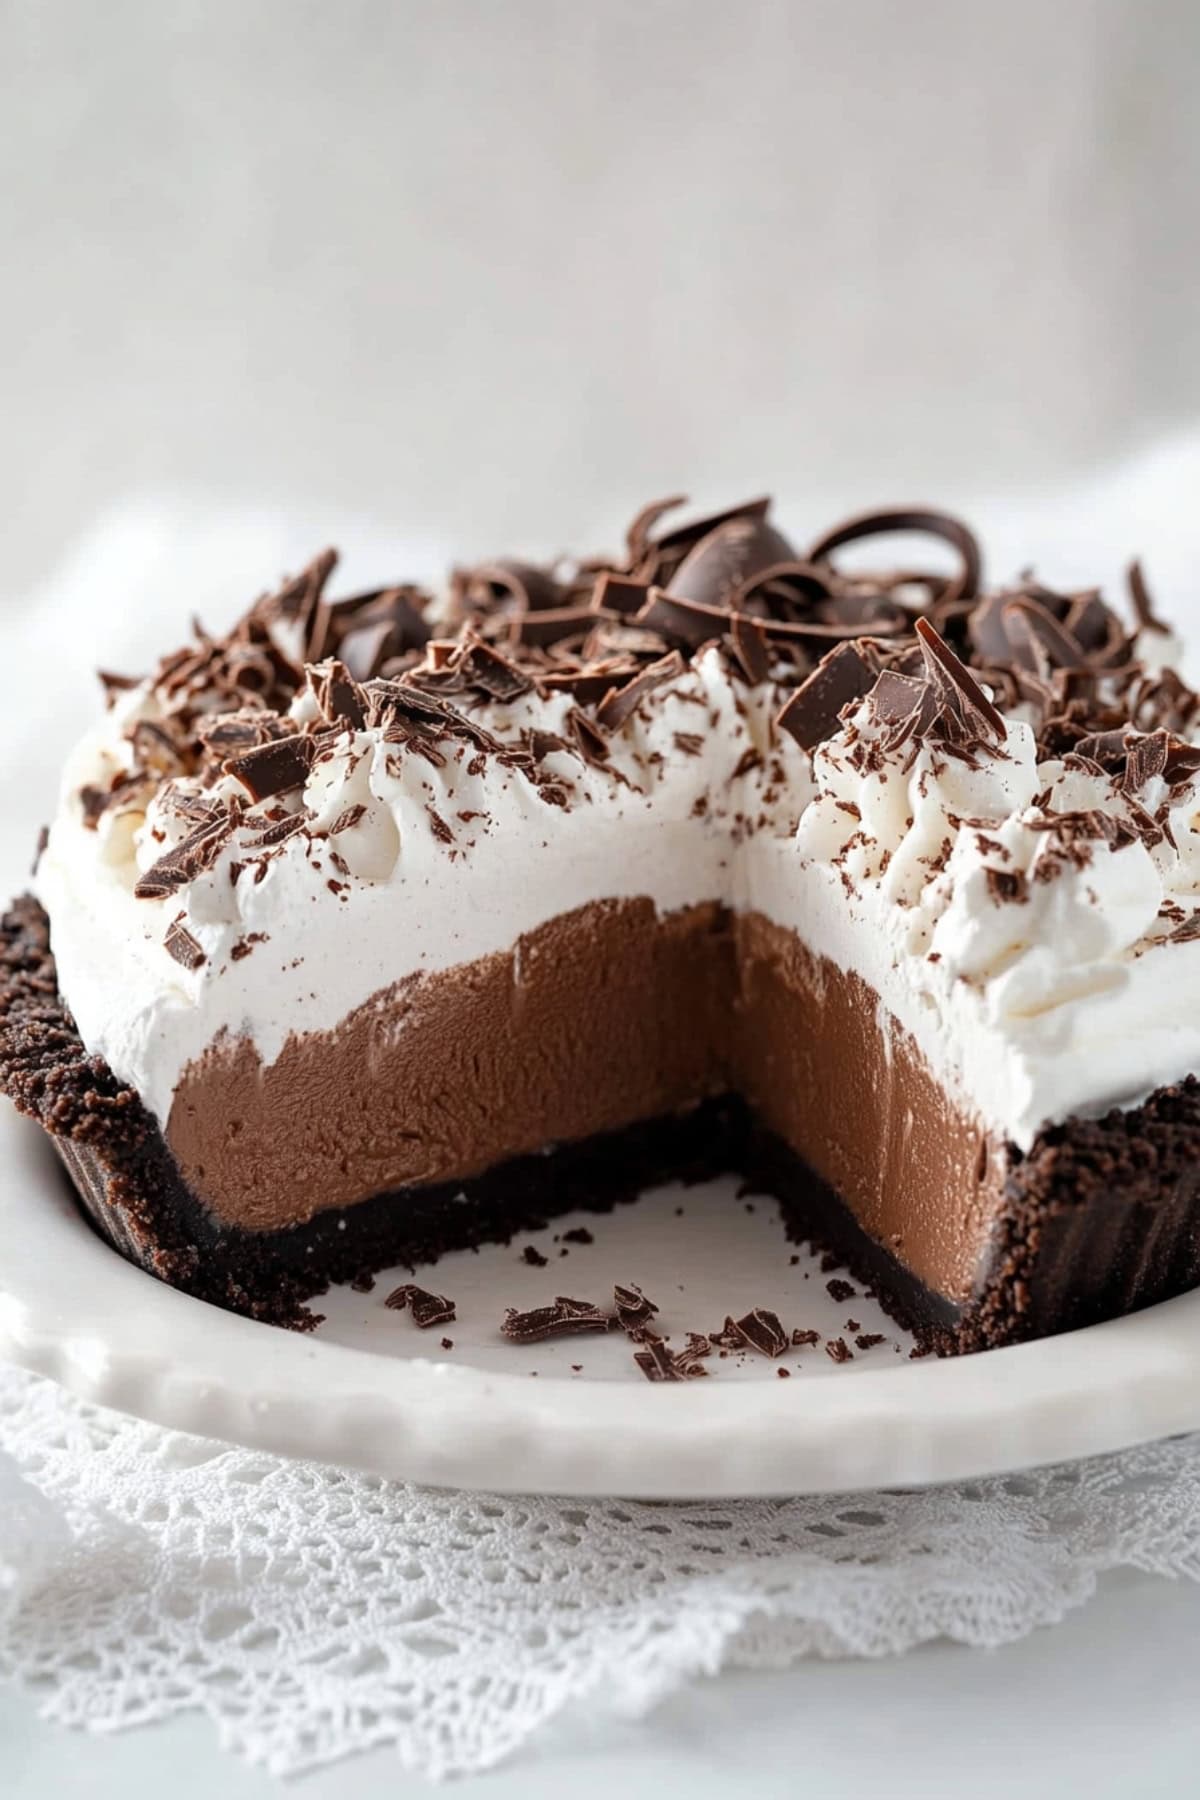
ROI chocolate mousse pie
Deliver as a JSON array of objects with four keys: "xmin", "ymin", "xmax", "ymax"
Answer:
[{"xmin": 5, "ymin": 495, "xmax": 1200, "ymax": 1352}]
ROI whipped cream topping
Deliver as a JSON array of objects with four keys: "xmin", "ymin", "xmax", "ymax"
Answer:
[{"xmin": 37, "ymin": 636, "xmax": 1200, "ymax": 1151}]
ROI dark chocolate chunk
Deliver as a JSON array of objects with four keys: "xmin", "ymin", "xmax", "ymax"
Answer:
[{"xmin": 825, "ymin": 1337, "xmax": 853, "ymax": 1364}]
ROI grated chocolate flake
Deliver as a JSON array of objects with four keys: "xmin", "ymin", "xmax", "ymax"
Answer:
[{"xmin": 385, "ymin": 1283, "xmax": 456, "ymax": 1328}]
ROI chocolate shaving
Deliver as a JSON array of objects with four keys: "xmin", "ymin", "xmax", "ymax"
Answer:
[
  {"xmin": 808, "ymin": 506, "xmax": 982, "ymax": 604},
  {"xmin": 134, "ymin": 810, "xmax": 237, "ymax": 899},
  {"xmin": 595, "ymin": 651, "xmax": 686, "ymax": 731},
  {"xmin": 1123, "ymin": 730, "xmax": 1169, "ymax": 794},
  {"xmin": 914, "ymin": 617, "xmax": 1007, "ymax": 743},
  {"xmin": 613, "ymin": 1283, "xmax": 660, "ymax": 1339},
  {"xmin": 566, "ymin": 705, "xmax": 610, "ymax": 765},
  {"xmin": 242, "ymin": 812, "xmax": 309, "ymax": 850},
  {"xmin": 163, "ymin": 917, "xmax": 206, "ymax": 970},
  {"xmin": 1002, "ymin": 598, "xmax": 1087, "ymax": 673},
  {"xmin": 731, "ymin": 1307, "xmax": 789, "ymax": 1358},
  {"xmin": 730, "ymin": 612, "xmax": 770, "ymax": 684},
  {"xmin": 775, "ymin": 641, "xmax": 879, "ymax": 750},
  {"xmin": 632, "ymin": 1335, "xmax": 686, "ymax": 1381},
  {"xmin": 1128, "ymin": 560, "xmax": 1170, "ymax": 635},
  {"xmin": 328, "ymin": 803, "xmax": 366, "ymax": 835},
  {"xmin": 98, "ymin": 668, "xmax": 138, "ymax": 701},
  {"xmin": 985, "ymin": 867, "xmax": 1028, "ymax": 905},
  {"xmin": 384, "ymin": 1283, "xmax": 456, "ymax": 1328},
  {"xmin": 224, "ymin": 734, "xmax": 314, "ymax": 801},
  {"xmin": 310, "ymin": 658, "xmax": 367, "ymax": 730},
  {"xmin": 501, "ymin": 1296, "xmax": 612, "ymax": 1343}
]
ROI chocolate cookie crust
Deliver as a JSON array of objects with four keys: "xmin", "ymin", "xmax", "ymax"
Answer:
[{"xmin": 7, "ymin": 893, "xmax": 1200, "ymax": 1350}]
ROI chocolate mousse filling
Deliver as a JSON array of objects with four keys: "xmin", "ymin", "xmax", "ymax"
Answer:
[{"xmin": 6, "ymin": 890, "xmax": 1200, "ymax": 1351}]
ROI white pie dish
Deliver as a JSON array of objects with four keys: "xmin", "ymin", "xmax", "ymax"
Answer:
[{"xmin": 2, "ymin": 1103, "xmax": 1199, "ymax": 1498}]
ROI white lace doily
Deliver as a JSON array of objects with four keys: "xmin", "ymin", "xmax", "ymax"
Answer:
[{"xmin": 2, "ymin": 1367, "xmax": 1199, "ymax": 1780}]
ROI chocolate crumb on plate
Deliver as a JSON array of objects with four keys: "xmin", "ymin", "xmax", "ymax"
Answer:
[
  {"xmin": 792, "ymin": 1327, "xmax": 821, "ymax": 1347},
  {"xmin": 385, "ymin": 1283, "xmax": 456, "ymax": 1327},
  {"xmin": 826, "ymin": 1277, "xmax": 857, "ymax": 1303},
  {"xmin": 561, "ymin": 1226, "xmax": 594, "ymax": 1245},
  {"xmin": 825, "ymin": 1337, "xmax": 854, "ymax": 1363},
  {"xmin": 856, "ymin": 1333, "xmax": 886, "ymax": 1351},
  {"xmin": 521, "ymin": 1243, "xmax": 549, "ymax": 1267}
]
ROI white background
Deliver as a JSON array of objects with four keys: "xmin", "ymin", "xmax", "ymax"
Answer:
[
  {"xmin": 5, "ymin": 0, "xmax": 1200, "ymax": 591},
  {"xmin": 5, "ymin": 3, "xmax": 1200, "ymax": 1792}
]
